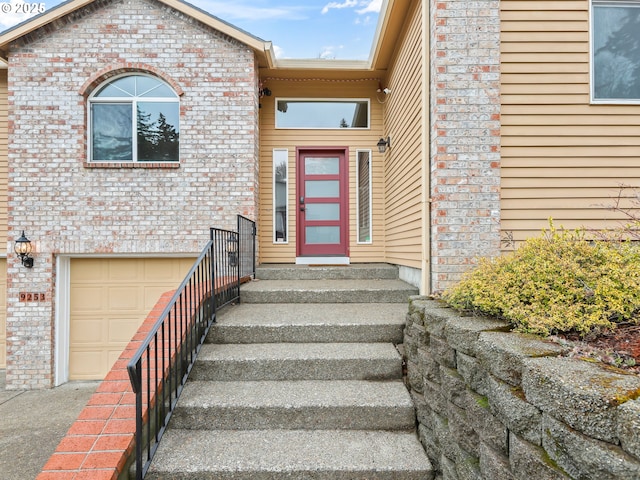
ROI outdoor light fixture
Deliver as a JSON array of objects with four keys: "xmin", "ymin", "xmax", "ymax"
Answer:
[
  {"xmin": 377, "ymin": 136, "xmax": 391, "ymax": 153},
  {"xmin": 14, "ymin": 231, "xmax": 33, "ymax": 268},
  {"xmin": 227, "ymin": 235, "xmax": 239, "ymax": 268}
]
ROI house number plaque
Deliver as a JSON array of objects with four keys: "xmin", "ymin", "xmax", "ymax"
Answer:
[{"xmin": 19, "ymin": 292, "xmax": 46, "ymax": 302}]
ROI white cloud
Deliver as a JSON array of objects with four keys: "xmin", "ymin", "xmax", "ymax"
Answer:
[
  {"xmin": 319, "ymin": 48, "xmax": 335, "ymax": 59},
  {"xmin": 321, "ymin": 0, "xmax": 381, "ymax": 16},
  {"xmin": 272, "ymin": 44, "xmax": 285, "ymax": 58},
  {"xmin": 356, "ymin": 0, "xmax": 382, "ymax": 15},
  {"xmin": 190, "ymin": 0, "xmax": 309, "ymax": 21},
  {"xmin": 354, "ymin": 15, "xmax": 374, "ymax": 26},
  {"xmin": 318, "ymin": 44, "xmax": 345, "ymax": 59},
  {"xmin": 321, "ymin": 0, "xmax": 357, "ymax": 15}
]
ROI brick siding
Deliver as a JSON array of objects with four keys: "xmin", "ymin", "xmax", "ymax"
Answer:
[
  {"xmin": 5, "ymin": 0, "xmax": 259, "ymax": 388},
  {"xmin": 430, "ymin": 0, "xmax": 502, "ymax": 292}
]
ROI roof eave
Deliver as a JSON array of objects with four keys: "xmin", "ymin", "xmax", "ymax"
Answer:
[{"xmin": 368, "ymin": 0, "xmax": 413, "ymax": 73}]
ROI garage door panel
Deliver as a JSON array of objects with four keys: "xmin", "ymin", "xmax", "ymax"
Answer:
[
  {"xmin": 69, "ymin": 350, "xmax": 105, "ymax": 379},
  {"xmin": 107, "ymin": 350, "xmax": 124, "ymax": 373},
  {"xmin": 70, "ymin": 257, "xmax": 194, "ymax": 380},
  {"xmin": 145, "ymin": 262, "xmax": 180, "ymax": 281},
  {"xmin": 108, "ymin": 260, "xmax": 142, "ymax": 281},
  {"xmin": 143, "ymin": 286, "xmax": 176, "ymax": 309},
  {"xmin": 72, "ymin": 259, "xmax": 107, "ymax": 282},
  {"xmin": 108, "ymin": 287, "xmax": 143, "ymax": 311},
  {"xmin": 70, "ymin": 319, "xmax": 105, "ymax": 343},
  {"xmin": 108, "ymin": 318, "xmax": 141, "ymax": 343},
  {"xmin": 71, "ymin": 286, "xmax": 104, "ymax": 311}
]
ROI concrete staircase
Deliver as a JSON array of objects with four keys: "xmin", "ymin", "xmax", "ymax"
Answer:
[{"xmin": 146, "ymin": 263, "xmax": 434, "ymax": 480}]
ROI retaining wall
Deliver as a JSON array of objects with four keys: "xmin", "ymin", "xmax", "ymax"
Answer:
[{"xmin": 404, "ymin": 297, "xmax": 640, "ymax": 480}]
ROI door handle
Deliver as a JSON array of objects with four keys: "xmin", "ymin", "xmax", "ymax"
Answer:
[{"xmin": 300, "ymin": 196, "xmax": 305, "ymax": 204}]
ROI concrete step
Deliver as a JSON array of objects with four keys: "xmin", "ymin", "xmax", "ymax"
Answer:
[
  {"xmin": 207, "ymin": 303, "xmax": 406, "ymax": 344},
  {"xmin": 170, "ymin": 380, "xmax": 416, "ymax": 430},
  {"xmin": 240, "ymin": 279, "xmax": 418, "ymax": 304},
  {"xmin": 190, "ymin": 342, "xmax": 402, "ymax": 381},
  {"xmin": 146, "ymin": 429, "xmax": 434, "ymax": 480},
  {"xmin": 255, "ymin": 263, "xmax": 399, "ymax": 281}
]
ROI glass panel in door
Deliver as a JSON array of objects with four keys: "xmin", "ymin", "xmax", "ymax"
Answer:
[{"xmin": 297, "ymin": 151, "xmax": 348, "ymax": 257}]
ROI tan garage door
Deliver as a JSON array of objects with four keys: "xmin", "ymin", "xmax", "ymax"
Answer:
[
  {"xmin": 70, "ymin": 257, "xmax": 195, "ymax": 380},
  {"xmin": 0, "ymin": 259, "xmax": 6, "ymax": 368}
]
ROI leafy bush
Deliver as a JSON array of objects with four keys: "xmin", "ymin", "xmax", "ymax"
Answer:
[{"xmin": 442, "ymin": 224, "xmax": 640, "ymax": 338}]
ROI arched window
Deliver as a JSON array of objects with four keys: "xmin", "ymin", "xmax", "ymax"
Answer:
[{"xmin": 89, "ymin": 74, "xmax": 179, "ymax": 162}]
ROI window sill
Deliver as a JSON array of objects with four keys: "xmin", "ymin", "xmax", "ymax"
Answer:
[{"xmin": 84, "ymin": 162, "xmax": 180, "ymax": 169}]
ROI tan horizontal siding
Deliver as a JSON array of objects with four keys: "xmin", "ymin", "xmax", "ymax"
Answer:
[
  {"xmin": 502, "ymin": 187, "xmax": 634, "ymax": 199},
  {"xmin": 502, "ymin": 146, "xmax": 640, "ymax": 157},
  {"xmin": 502, "ymin": 73, "xmax": 587, "ymax": 84},
  {"xmin": 502, "ymin": 84, "xmax": 589, "ymax": 95},
  {"xmin": 500, "ymin": 0, "xmax": 640, "ymax": 247},
  {"xmin": 503, "ymin": 115, "xmax": 640, "ymax": 126},
  {"xmin": 503, "ymin": 1, "xmax": 585, "ymax": 10},
  {"xmin": 505, "ymin": 157, "xmax": 640, "ymax": 167},
  {"xmin": 383, "ymin": 0, "xmax": 423, "ymax": 269},
  {"xmin": 258, "ymin": 79, "xmax": 386, "ymax": 263}
]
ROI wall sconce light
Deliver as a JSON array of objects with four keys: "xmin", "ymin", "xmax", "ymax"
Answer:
[
  {"xmin": 15, "ymin": 231, "xmax": 34, "ymax": 268},
  {"xmin": 259, "ymin": 84, "xmax": 271, "ymax": 108},
  {"xmin": 227, "ymin": 235, "xmax": 238, "ymax": 268},
  {"xmin": 259, "ymin": 86, "xmax": 272, "ymax": 98},
  {"xmin": 377, "ymin": 136, "xmax": 391, "ymax": 153}
]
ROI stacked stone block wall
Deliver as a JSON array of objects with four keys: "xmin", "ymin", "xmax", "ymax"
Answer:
[
  {"xmin": 404, "ymin": 297, "xmax": 640, "ymax": 480},
  {"xmin": 5, "ymin": 0, "xmax": 259, "ymax": 388},
  {"xmin": 430, "ymin": 0, "xmax": 502, "ymax": 292}
]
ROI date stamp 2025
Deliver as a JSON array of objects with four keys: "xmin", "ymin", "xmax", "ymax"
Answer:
[{"xmin": 0, "ymin": 2, "xmax": 46, "ymax": 14}]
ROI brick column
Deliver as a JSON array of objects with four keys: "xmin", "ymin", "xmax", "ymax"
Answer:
[{"xmin": 430, "ymin": 0, "xmax": 502, "ymax": 292}]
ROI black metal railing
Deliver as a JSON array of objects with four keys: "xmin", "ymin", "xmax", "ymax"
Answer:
[
  {"xmin": 127, "ymin": 216, "xmax": 256, "ymax": 480},
  {"xmin": 238, "ymin": 214, "xmax": 257, "ymax": 281}
]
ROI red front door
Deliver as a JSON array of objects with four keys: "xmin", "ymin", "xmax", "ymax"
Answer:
[{"xmin": 296, "ymin": 149, "xmax": 349, "ymax": 257}]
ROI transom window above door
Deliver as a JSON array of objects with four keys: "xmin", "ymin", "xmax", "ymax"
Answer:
[
  {"xmin": 276, "ymin": 99, "xmax": 369, "ymax": 129},
  {"xmin": 89, "ymin": 74, "xmax": 180, "ymax": 162}
]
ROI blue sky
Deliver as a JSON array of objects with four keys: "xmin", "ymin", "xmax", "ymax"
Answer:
[{"xmin": 0, "ymin": 0, "xmax": 382, "ymax": 60}]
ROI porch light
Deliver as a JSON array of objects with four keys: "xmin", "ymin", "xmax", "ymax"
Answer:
[
  {"xmin": 377, "ymin": 136, "xmax": 391, "ymax": 153},
  {"xmin": 227, "ymin": 235, "xmax": 238, "ymax": 268},
  {"xmin": 14, "ymin": 231, "xmax": 33, "ymax": 268}
]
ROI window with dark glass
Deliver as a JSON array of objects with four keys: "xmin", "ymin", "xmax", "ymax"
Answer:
[
  {"xmin": 276, "ymin": 99, "xmax": 369, "ymax": 129},
  {"xmin": 89, "ymin": 75, "xmax": 179, "ymax": 161},
  {"xmin": 357, "ymin": 150, "xmax": 372, "ymax": 243},
  {"xmin": 273, "ymin": 149, "xmax": 288, "ymax": 243},
  {"xmin": 592, "ymin": 1, "xmax": 640, "ymax": 102}
]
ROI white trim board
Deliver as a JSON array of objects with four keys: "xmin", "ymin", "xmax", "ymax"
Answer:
[{"xmin": 295, "ymin": 257, "xmax": 350, "ymax": 265}]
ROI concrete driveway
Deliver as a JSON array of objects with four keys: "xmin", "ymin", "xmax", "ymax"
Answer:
[{"xmin": 0, "ymin": 371, "xmax": 97, "ymax": 480}]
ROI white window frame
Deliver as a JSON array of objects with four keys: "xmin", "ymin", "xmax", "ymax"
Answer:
[
  {"xmin": 590, "ymin": 0, "xmax": 640, "ymax": 104},
  {"xmin": 275, "ymin": 98, "xmax": 371, "ymax": 129},
  {"xmin": 356, "ymin": 149, "xmax": 373, "ymax": 244},
  {"xmin": 273, "ymin": 149, "xmax": 289, "ymax": 244},
  {"xmin": 88, "ymin": 73, "xmax": 180, "ymax": 162}
]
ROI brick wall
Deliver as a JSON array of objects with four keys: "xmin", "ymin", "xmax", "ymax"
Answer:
[
  {"xmin": 5, "ymin": 0, "xmax": 259, "ymax": 388},
  {"xmin": 430, "ymin": 0, "xmax": 502, "ymax": 292}
]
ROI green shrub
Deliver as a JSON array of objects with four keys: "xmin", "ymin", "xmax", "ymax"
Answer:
[{"xmin": 442, "ymin": 224, "xmax": 640, "ymax": 337}]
